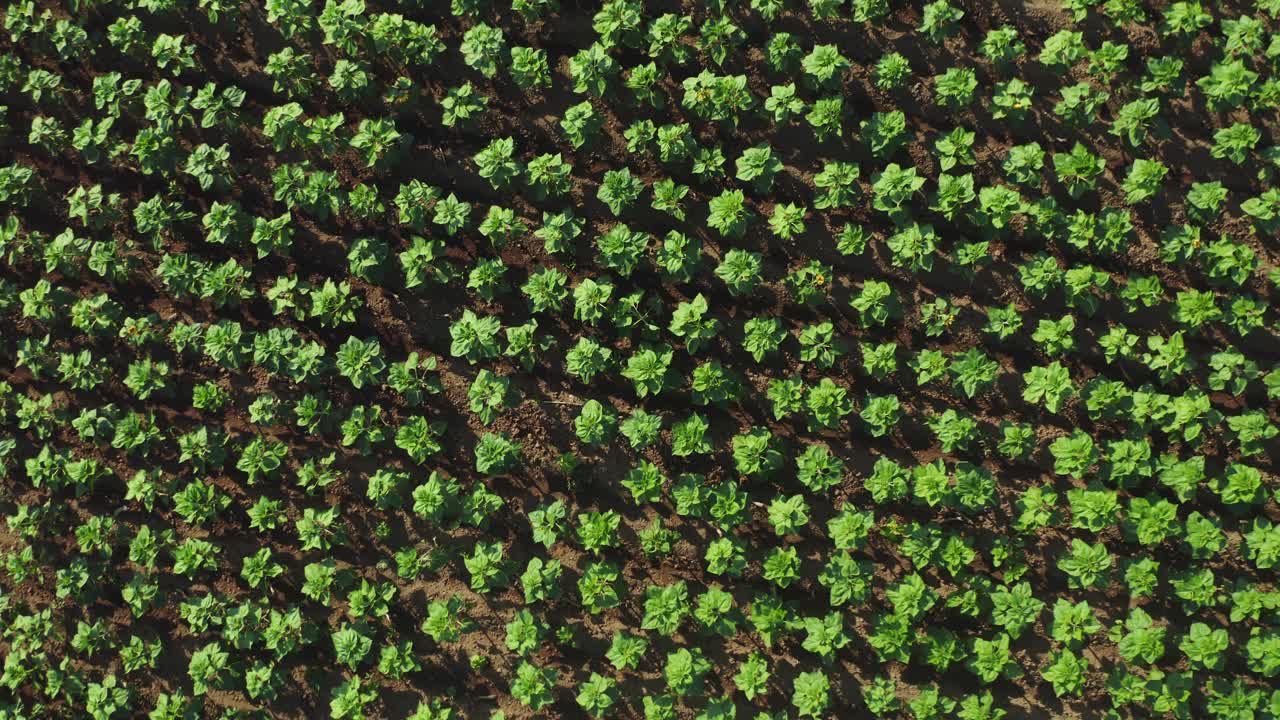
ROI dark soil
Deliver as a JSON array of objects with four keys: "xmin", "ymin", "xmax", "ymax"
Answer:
[{"xmin": 0, "ymin": 0, "xmax": 1278, "ymax": 719}]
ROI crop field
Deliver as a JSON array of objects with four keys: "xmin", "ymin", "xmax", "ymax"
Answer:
[{"xmin": 1, "ymin": 0, "xmax": 1279, "ymax": 718}]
